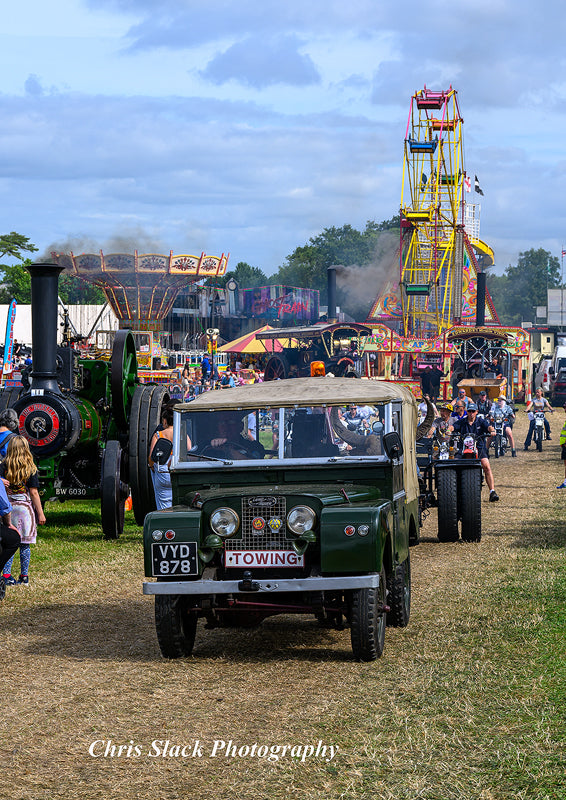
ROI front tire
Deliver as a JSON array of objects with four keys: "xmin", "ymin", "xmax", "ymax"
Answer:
[
  {"xmin": 387, "ymin": 556, "xmax": 411, "ymax": 627},
  {"xmin": 100, "ymin": 440, "xmax": 127, "ymax": 540},
  {"xmin": 534, "ymin": 426, "xmax": 543, "ymax": 452},
  {"xmin": 155, "ymin": 595, "xmax": 198, "ymax": 658},
  {"xmin": 437, "ymin": 468, "xmax": 459, "ymax": 542},
  {"xmin": 350, "ymin": 568, "xmax": 387, "ymax": 661}
]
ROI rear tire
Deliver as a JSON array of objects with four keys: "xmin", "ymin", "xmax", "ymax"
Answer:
[
  {"xmin": 350, "ymin": 568, "xmax": 387, "ymax": 661},
  {"xmin": 460, "ymin": 469, "xmax": 482, "ymax": 542},
  {"xmin": 155, "ymin": 595, "xmax": 198, "ymax": 658},
  {"xmin": 437, "ymin": 468, "xmax": 459, "ymax": 542}
]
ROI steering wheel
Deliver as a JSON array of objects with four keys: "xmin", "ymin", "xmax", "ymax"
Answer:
[{"xmin": 200, "ymin": 440, "xmax": 249, "ymax": 459}]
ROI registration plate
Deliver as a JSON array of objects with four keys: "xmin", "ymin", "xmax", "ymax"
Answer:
[
  {"xmin": 151, "ymin": 542, "xmax": 198, "ymax": 577},
  {"xmin": 224, "ymin": 550, "xmax": 304, "ymax": 568}
]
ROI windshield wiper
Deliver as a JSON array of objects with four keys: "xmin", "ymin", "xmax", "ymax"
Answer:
[{"xmin": 188, "ymin": 454, "xmax": 234, "ymax": 464}]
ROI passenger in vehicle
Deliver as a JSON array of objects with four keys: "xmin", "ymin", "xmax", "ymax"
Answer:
[{"xmin": 291, "ymin": 413, "xmax": 339, "ymax": 458}]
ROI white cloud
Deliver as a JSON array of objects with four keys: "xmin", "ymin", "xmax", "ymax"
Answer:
[{"xmin": 0, "ymin": 0, "xmax": 565, "ymax": 277}]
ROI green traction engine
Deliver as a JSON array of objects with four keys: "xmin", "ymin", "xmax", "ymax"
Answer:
[{"xmin": 0, "ymin": 260, "xmax": 169, "ymax": 539}]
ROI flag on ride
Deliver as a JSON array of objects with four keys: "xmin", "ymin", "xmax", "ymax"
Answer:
[
  {"xmin": 562, "ymin": 249, "xmax": 566, "ymax": 257},
  {"xmin": 464, "ymin": 175, "xmax": 471, "ymax": 193},
  {"xmin": 474, "ymin": 175, "xmax": 484, "ymax": 195}
]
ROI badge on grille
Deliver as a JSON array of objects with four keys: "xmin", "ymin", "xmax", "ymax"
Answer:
[
  {"xmin": 252, "ymin": 517, "xmax": 266, "ymax": 531},
  {"xmin": 267, "ymin": 517, "xmax": 283, "ymax": 531},
  {"xmin": 248, "ymin": 496, "xmax": 277, "ymax": 506}
]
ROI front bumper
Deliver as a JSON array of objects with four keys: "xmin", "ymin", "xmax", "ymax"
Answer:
[{"xmin": 143, "ymin": 573, "xmax": 380, "ymax": 596}]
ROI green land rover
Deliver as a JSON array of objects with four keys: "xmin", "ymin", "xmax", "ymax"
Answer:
[{"xmin": 142, "ymin": 377, "xmax": 431, "ymax": 661}]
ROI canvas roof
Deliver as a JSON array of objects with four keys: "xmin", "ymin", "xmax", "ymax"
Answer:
[{"xmin": 175, "ymin": 376, "xmax": 417, "ymax": 412}]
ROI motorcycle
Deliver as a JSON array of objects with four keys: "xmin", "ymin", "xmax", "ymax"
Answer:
[
  {"xmin": 490, "ymin": 408, "xmax": 508, "ymax": 458},
  {"xmin": 533, "ymin": 410, "xmax": 546, "ymax": 452},
  {"xmin": 452, "ymin": 431, "xmax": 482, "ymax": 460}
]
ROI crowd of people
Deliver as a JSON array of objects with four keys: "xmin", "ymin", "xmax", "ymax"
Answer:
[
  {"xmin": 422, "ymin": 384, "xmax": 566, "ymax": 501},
  {"xmin": 180, "ymin": 355, "xmax": 264, "ymax": 401}
]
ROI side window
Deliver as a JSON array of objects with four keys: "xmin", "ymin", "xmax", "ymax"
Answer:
[
  {"xmin": 245, "ymin": 412, "xmax": 258, "ymax": 442},
  {"xmin": 391, "ymin": 405, "xmax": 402, "ymax": 438}
]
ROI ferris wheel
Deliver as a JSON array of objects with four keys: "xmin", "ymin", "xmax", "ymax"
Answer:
[{"xmin": 399, "ymin": 86, "xmax": 466, "ymax": 336}]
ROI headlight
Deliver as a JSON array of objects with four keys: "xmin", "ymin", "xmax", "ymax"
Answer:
[
  {"xmin": 210, "ymin": 507, "xmax": 239, "ymax": 538},
  {"xmin": 287, "ymin": 505, "xmax": 316, "ymax": 535}
]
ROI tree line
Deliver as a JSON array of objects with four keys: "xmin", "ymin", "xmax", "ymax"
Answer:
[{"xmin": 0, "ymin": 230, "xmax": 561, "ymax": 326}]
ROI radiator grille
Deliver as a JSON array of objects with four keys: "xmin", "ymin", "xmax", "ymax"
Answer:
[{"xmin": 225, "ymin": 496, "xmax": 289, "ymax": 551}]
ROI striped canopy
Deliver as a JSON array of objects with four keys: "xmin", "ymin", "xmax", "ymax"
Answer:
[{"xmin": 218, "ymin": 325, "xmax": 285, "ymax": 354}]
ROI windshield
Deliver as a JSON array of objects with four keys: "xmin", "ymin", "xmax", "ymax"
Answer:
[{"xmin": 176, "ymin": 403, "xmax": 389, "ymax": 465}]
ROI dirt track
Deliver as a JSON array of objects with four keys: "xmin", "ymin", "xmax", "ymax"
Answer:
[{"xmin": 1, "ymin": 410, "xmax": 563, "ymax": 800}]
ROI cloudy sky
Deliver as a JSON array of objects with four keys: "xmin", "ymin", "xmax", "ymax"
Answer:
[{"xmin": 1, "ymin": 0, "xmax": 565, "ymax": 276}]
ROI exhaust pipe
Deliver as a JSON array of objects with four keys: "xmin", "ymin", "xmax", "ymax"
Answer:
[
  {"xmin": 327, "ymin": 267, "xmax": 337, "ymax": 321},
  {"xmin": 25, "ymin": 260, "xmax": 65, "ymax": 394}
]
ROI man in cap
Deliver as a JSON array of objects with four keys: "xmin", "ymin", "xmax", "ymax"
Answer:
[
  {"xmin": 431, "ymin": 402, "xmax": 453, "ymax": 443},
  {"xmin": 452, "ymin": 402, "xmax": 499, "ymax": 501}
]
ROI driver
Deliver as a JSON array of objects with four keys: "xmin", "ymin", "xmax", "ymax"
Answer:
[
  {"xmin": 452, "ymin": 403, "xmax": 499, "ymax": 502},
  {"xmin": 209, "ymin": 412, "xmax": 266, "ymax": 460}
]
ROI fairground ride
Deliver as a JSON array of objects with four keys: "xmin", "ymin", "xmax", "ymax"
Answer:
[
  {"xmin": 400, "ymin": 86, "xmax": 468, "ymax": 337},
  {"xmin": 51, "ymin": 249, "xmax": 229, "ymax": 378},
  {"xmin": 362, "ymin": 86, "xmax": 530, "ymax": 401}
]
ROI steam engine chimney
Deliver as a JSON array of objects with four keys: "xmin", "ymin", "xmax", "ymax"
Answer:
[
  {"xmin": 327, "ymin": 267, "xmax": 337, "ymax": 322},
  {"xmin": 476, "ymin": 271, "xmax": 486, "ymax": 327},
  {"xmin": 26, "ymin": 260, "xmax": 65, "ymax": 394}
]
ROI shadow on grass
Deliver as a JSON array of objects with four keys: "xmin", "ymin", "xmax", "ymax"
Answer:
[
  {"xmin": 41, "ymin": 502, "xmax": 142, "ymax": 542},
  {"xmin": 489, "ymin": 516, "xmax": 566, "ymax": 550},
  {"xmin": 38, "ymin": 528, "xmax": 142, "ymax": 545},
  {"xmin": 2, "ymin": 599, "xmax": 354, "ymax": 663}
]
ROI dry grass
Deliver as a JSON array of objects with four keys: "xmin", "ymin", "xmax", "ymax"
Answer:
[{"xmin": 1, "ymin": 410, "xmax": 564, "ymax": 800}]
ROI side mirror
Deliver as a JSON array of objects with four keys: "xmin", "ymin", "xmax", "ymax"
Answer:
[{"xmin": 383, "ymin": 431, "xmax": 403, "ymax": 460}]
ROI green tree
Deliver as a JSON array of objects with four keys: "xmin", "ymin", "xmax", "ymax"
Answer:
[
  {"xmin": 213, "ymin": 262, "xmax": 268, "ymax": 289},
  {"xmin": 0, "ymin": 260, "xmax": 34, "ymax": 303},
  {"xmin": 487, "ymin": 248, "xmax": 561, "ymax": 325},
  {"xmin": 268, "ymin": 217, "xmax": 400, "ymax": 318},
  {"xmin": 0, "ymin": 232, "xmax": 38, "ymax": 262},
  {"xmin": 0, "ymin": 259, "xmax": 105, "ymax": 304}
]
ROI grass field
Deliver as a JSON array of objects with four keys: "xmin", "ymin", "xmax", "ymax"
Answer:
[{"xmin": 0, "ymin": 411, "xmax": 564, "ymax": 800}]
